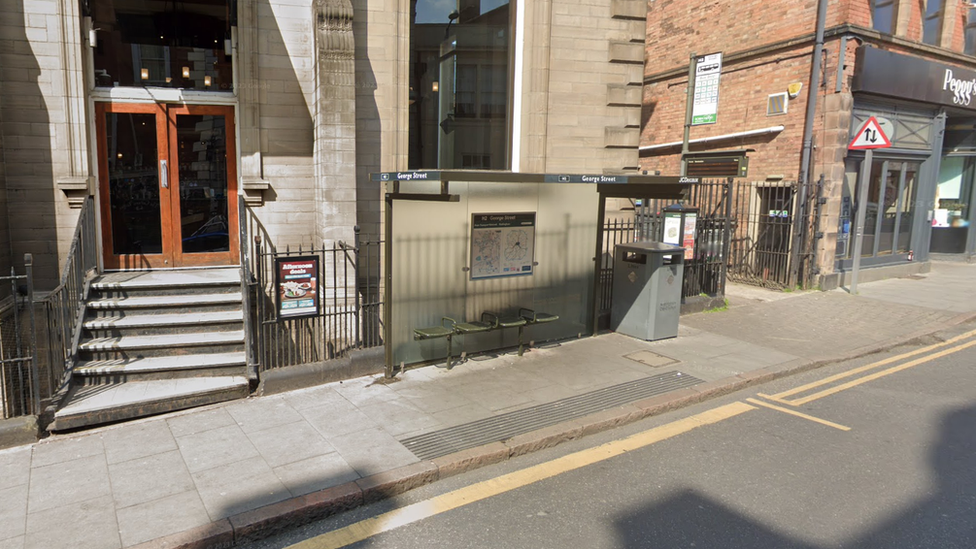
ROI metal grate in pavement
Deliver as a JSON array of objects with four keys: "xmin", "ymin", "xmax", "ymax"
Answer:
[{"xmin": 399, "ymin": 370, "xmax": 703, "ymax": 460}]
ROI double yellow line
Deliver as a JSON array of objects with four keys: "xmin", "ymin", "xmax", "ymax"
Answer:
[
  {"xmin": 759, "ymin": 327, "xmax": 976, "ymax": 407},
  {"xmin": 292, "ymin": 327, "xmax": 976, "ymax": 548}
]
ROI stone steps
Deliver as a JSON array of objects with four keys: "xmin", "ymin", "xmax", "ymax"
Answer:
[{"xmin": 52, "ymin": 268, "xmax": 251, "ymax": 431}]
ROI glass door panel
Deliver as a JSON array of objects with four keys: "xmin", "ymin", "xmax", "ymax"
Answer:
[
  {"xmin": 896, "ymin": 164, "xmax": 918, "ymax": 253},
  {"xmin": 177, "ymin": 114, "xmax": 230, "ymax": 254},
  {"xmin": 106, "ymin": 112, "xmax": 163, "ymax": 255},
  {"xmin": 98, "ymin": 102, "xmax": 238, "ymax": 269}
]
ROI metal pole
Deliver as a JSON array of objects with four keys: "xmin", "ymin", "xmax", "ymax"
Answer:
[
  {"xmin": 850, "ymin": 149, "xmax": 873, "ymax": 294},
  {"xmin": 721, "ymin": 177, "xmax": 733, "ymax": 297},
  {"xmin": 384, "ymin": 193, "xmax": 394, "ymax": 378},
  {"xmin": 793, "ymin": 0, "xmax": 829, "ymax": 287},
  {"xmin": 681, "ymin": 53, "xmax": 698, "ymax": 177},
  {"xmin": 592, "ymin": 193, "xmax": 607, "ymax": 336},
  {"xmin": 24, "ymin": 254, "xmax": 39, "ymax": 415},
  {"xmin": 353, "ymin": 226, "xmax": 361, "ymax": 348}
]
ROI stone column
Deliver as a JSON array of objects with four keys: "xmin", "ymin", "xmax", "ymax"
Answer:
[{"xmin": 314, "ymin": 0, "xmax": 358, "ymax": 243}]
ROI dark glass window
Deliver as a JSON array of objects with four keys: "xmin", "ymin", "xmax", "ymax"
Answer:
[
  {"xmin": 923, "ymin": 0, "xmax": 943, "ymax": 46},
  {"xmin": 91, "ymin": 0, "xmax": 233, "ymax": 90},
  {"xmin": 871, "ymin": 0, "xmax": 895, "ymax": 35},
  {"xmin": 966, "ymin": 9, "xmax": 976, "ymax": 55},
  {"xmin": 409, "ymin": 0, "xmax": 511, "ymax": 169}
]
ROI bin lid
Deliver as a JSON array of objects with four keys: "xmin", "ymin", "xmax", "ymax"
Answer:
[{"xmin": 615, "ymin": 241, "xmax": 685, "ymax": 254}]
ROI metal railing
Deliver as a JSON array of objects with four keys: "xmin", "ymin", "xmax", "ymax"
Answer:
[
  {"xmin": 0, "ymin": 261, "xmax": 37, "ymax": 418},
  {"xmin": 36, "ymin": 196, "xmax": 98, "ymax": 407},
  {"xmin": 600, "ymin": 178, "xmax": 733, "ymax": 313},
  {"xmin": 240, "ymin": 201, "xmax": 384, "ymax": 374},
  {"xmin": 726, "ymin": 179, "xmax": 822, "ymax": 289}
]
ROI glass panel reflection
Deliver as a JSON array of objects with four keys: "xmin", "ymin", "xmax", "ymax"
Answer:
[
  {"xmin": 92, "ymin": 0, "xmax": 232, "ymax": 90},
  {"xmin": 178, "ymin": 115, "xmax": 229, "ymax": 254},
  {"xmin": 106, "ymin": 112, "xmax": 163, "ymax": 255},
  {"xmin": 409, "ymin": 0, "xmax": 511, "ymax": 169}
]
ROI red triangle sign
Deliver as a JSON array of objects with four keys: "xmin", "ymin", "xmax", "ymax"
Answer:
[{"xmin": 849, "ymin": 116, "xmax": 892, "ymax": 150}]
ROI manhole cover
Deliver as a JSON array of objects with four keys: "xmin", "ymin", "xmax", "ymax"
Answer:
[{"xmin": 625, "ymin": 350, "xmax": 679, "ymax": 368}]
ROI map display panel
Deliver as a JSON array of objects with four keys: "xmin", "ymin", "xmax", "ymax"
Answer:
[{"xmin": 470, "ymin": 212, "xmax": 536, "ymax": 280}]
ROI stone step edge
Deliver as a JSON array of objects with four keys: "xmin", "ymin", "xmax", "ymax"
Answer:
[
  {"xmin": 91, "ymin": 279, "xmax": 242, "ymax": 290},
  {"xmin": 74, "ymin": 352, "xmax": 248, "ymax": 376},
  {"xmin": 52, "ymin": 377, "xmax": 250, "ymax": 428},
  {"xmin": 83, "ymin": 311, "xmax": 244, "ymax": 330},
  {"xmin": 88, "ymin": 293, "xmax": 244, "ymax": 309},
  {"xmin": 78, "ymin": 331, "xmax": 245, "ymax": 351}
]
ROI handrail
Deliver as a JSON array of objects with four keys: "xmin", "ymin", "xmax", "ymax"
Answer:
[
  {"xmin": 239, "ymin": 196, "xmax": 257, "ymax": 378},
  {"xmin": 36, "ymin": 196, "xmax": 98, "ymax": 401}
]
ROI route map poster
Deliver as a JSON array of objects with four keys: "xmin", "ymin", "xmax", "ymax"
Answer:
[
  {"xmin": 275, "ymin": 255, "xmax": 320, "ymax": 320},
  {"xmin": 470, "ymin": 212, "xmax": 536, "ymax": 280}
]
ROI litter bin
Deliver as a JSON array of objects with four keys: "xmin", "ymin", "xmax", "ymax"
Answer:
[{"xmin": 610, "ymin": 241, "xmax": 684, "ymax": 341}]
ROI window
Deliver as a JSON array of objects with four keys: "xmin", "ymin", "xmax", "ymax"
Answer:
[
  {"xmin": 91, "ymin": 0, "xmax": 233, "ymax": 90},
  {"xmin": 923, "ymin": 0, "xmax": 943, "ymax": 46},
  {"xmin": 871, "ymin": 0, "xmax": 896, "ymax": 34},
  {"xmin": 966, "ymin": 8, "xmax": 976, "ymax": 55},
  {"xmin": 409, "ymin": 0, "xmax": 512, "ymax": 169}
]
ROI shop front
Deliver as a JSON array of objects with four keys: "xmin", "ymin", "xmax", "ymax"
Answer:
[{"xmin": 841, "ymin": 47, "xmax": 976, "ymax": 273}]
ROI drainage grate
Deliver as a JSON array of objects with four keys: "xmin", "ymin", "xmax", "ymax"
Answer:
[{"xmin": 400, "ymin": 370, "xmax": 703, "ymax": 460}]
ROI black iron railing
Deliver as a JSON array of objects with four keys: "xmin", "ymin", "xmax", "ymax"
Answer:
[
  {"xmin": 0, "ymin": 259, "xmax": 37, "ymax": 418},
  {"xmin": 726, "ymin": 179, "xmax": 822, "ymax": 289},
  {"xmin": 34, "ymin": 196, "xmax": 97, "ymax": 412},
  {"xmin": 239, "ymin": 200, "xmax": 384, "ymax": 373}
]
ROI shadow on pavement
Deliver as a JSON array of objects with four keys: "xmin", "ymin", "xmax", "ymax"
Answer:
[{"xmin": 614, "ymin": 404, "xmax": 976, "ymax": 549}]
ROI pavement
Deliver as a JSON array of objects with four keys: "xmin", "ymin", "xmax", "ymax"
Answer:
[{"xmin": 3, "ymin": 261, "xmax": 976, "ymax": 549}]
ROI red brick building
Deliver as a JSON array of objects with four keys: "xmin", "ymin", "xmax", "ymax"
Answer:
[{"xmin": 642, "ymin": 0, "xmax": 976, "ymax": 288}]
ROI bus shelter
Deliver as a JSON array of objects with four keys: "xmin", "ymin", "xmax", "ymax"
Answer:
[{"xmin": 377, "ymin": 170, "xmax": 694, "ymax": 376}]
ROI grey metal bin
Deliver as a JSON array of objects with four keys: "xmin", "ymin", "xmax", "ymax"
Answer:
[{"xmin": 610, "ymin": 241, "xmax": 685, "ymax": 341}]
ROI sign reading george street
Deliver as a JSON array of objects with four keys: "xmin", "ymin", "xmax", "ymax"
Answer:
[{"xmin": 849, "ymin": 116, "xmax": 892, "ymax": 150}]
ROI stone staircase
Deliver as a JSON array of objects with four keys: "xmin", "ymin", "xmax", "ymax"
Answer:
[{"xmin": 50, "ymin": 268, "xmax": 251, "ymax": 431}]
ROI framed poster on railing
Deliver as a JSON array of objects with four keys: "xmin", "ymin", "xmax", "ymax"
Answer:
[{"xmin": 275, "ymin": 255, "xmax": 320, "ymax": 320}]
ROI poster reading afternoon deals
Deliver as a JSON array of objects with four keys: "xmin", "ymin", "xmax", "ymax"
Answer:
[{"xmin": 276, "ymin": 256, "xmax": 319, "ymax": 320}]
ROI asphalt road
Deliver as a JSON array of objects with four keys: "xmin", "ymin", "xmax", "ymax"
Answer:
[{"xmin": 243, "ymin": 322, "xmax": 976, "ymax": 549}]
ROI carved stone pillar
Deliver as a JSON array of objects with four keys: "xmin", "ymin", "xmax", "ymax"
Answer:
[{"xmin": 314, "ymin": 0, "xmax": 358, "ymax": 243}]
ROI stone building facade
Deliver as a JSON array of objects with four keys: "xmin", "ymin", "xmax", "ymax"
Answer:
[
  {"xmin": 642, "ymin": 0, "xmax": 976, "ymax": 287},
  {"xmin": 0, "ymin": 0, "xmax": 648, "ymax": 287}
]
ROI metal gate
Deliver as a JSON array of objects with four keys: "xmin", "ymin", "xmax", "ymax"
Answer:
[{"xmin": 726, "ymin": 178, "xmax": 823, "ymax": 289}]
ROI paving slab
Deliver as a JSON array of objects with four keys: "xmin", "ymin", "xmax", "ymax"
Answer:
[{"xmin": 6, "ymin": 261, "xmax": 976, "ymax": 549}]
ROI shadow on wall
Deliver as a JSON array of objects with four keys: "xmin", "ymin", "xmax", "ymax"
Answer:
[
  {"xmin": 0, "ymin": 3, "xmax": 58, "ymax": 291},
  {"xmin": 613, "ymin": 404, "xmax": 976, "ymax": 548},
  {"xmin": 253, "ymin": 0, "xmax": 314, "ymax": 204},
  {"xmin": 353, "ymin": 0, "xmax": 382, "ymax": 237}
]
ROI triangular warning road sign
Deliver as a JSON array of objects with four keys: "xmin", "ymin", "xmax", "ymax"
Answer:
[{"xmin": 849, "ymin": 116, "xmax": 892, "ymax": 150}]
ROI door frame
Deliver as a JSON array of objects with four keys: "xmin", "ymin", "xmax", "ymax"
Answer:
[{"xmin": 95, "ymin": 102, "xmax": 239, "ymax": 270}]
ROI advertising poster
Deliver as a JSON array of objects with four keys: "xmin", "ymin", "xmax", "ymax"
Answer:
[
  {"xmin": 663, "ymin": 214, "xmax": 681, "ymax": 246},
  {"xmin": 682, "ymin": 213, "xmax": 697, "ymax": 260},
  {"xmin": 276, "ymin": 256, "xmax": 319, "ymax": 320},
  {"xmin": 470, "ymin": 212, "xmax": 536, "ymax": 280}
]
